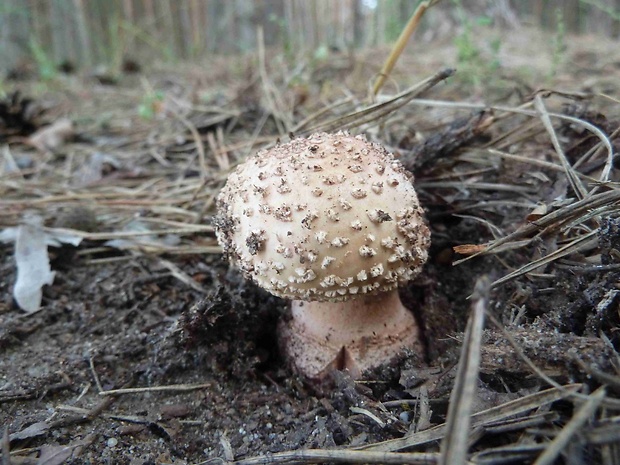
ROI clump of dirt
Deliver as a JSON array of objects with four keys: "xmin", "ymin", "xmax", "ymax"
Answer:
[{"xmin": 0, "ymin": 91, "xmax": 47, "ymax": 141}]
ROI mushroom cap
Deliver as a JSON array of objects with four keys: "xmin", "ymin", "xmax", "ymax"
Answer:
[{"xmin": 215, "ymin": 132, "xmax": 430, "ymax": 302}]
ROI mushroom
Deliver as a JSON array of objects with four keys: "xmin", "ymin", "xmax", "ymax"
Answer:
[{"xmin": 215, "ymin": 131, "xmax": 430, "ymax": 379}]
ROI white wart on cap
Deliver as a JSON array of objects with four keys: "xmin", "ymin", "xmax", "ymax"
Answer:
[{"xmin": 215, "ymin": 131, "xmax": 431, "ymax": 379}]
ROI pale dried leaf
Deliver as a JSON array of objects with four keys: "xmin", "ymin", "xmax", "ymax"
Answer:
[
  {"xmin": 28, "ymin": 118, "xmax": 74, "ymax": 153},
  {"xmin": 453, "ymin": 244, "xmax": 487, "ymax": 255},
  {"xmin": 1, "ymin": 227, "xmax": 82, "ymax": 248},
  {"xmin": 37, "ymin": 445, "xmax": 73, "ymax": 465},
  {"xmin": 14, "ymin": 222, "xmax": 56, "ymax": 313},
  {"xmin": 72, "ymin": 152, "xmax": 121, "ymax": 187},
  {"xmin": 526, "ymin": 204, "xmax": 548, "ymax": 221},
  {"xmin": 0, "ymin": 227, "xmax": 18, "ymax": 243},
  {"xmin": 104, "ymin": 219, "xmax": 155, "ymax": 250},
  {"xmin": 9, "ymin": 421, "xmax": 50, "ymax": 441}
]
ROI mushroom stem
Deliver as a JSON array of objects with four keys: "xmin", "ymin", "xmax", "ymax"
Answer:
[{"xmin": 280, "ymin": 290, "xmax": 423, "ymax": 379}]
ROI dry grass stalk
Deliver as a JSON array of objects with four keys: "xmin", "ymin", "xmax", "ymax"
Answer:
[
  {"xmin": 372, "ymin": 0, "xmax": 441, "ymax": 96},
  {"xmin": 533, "ymin": 94, "xmax": 588, "ymax": 199},
  {"xmin": 303, "ymin": 68, "xmax": 455, "ymax": 135},
  {"xmin": 532, "ymin": 387, "xmax": 606, "ymax": 465},
  {"xmin": 228, "ymin": 449, "xmax": 441, "ymax": 465},
  {"xmin": 358, "ymin": 384, "xmax": 583, "ymax": 453},
  {"xmin": 438, "ymin": 277, "xmax": 488, "ymax": 465},
  {"xmin": 99, "ymin": 383, "xmax": 212, "ymax": 396}
]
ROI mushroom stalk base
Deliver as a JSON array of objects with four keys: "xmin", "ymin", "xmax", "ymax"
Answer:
[{"xmin": 279, "ymin": 291, "xmax": 423, "ymax": 380}]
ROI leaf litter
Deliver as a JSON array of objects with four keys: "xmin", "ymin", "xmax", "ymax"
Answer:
[{"xmin": 1, "ymin": 21, "xmax": 620, "ymax": 465}]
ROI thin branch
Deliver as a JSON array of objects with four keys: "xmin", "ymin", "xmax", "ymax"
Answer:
[
  {"xmin": 226, "ymin": 449, "xmax": 440, "ymax": 465},
  {"xmin": 439, "ymin": 277, "xmax": 489, "ymax": 465},
  {"xmin": 99, "ymin": 382, "xmax": 212, "ymax": 396},
  {"xmin": 534, "ymin": 94, "xmax": 588, "ymax": 199},
  {"xmin": 533, "ymin": 387, "xmax": 606, "ymax": 465},
  {"xmin": 372, "ymin": 0, "xmax": 441, "ymax": 96}
]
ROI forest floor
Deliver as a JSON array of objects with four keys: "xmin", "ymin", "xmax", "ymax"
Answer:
[{"xmin": 1, "ymin": 26, "xmax": 620, "ymax": 464}]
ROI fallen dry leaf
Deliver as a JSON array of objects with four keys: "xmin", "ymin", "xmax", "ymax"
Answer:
[
  {"xmin": 453, "ymin": 244, "xmax": 488, "ymax": 255},
  {"xmin": 526, "ymin": 203, "xmax": 549, "ymax": 222},
  {"xmin": 13, "ymin": 221, "xmax": 55, "ymax": 313},
  {"xmin": 37, "ymin": 444, "xmax": 73, "ymax": 465},
  {"xmin": 9, "ymin": 421, "xmax": 50, "ymax": 441},
  {"xmin": 28, "ymin": 118, "xmax": 74, "ymax": 152},
  {"xmin": 1, "ymin": 216, "xmax": 82, "ymax": 313}
]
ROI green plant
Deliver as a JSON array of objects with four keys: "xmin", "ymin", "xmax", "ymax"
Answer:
[
  {"xmin": 137, "ymin": 90, "xmax": 164, "ymax": 120},
  {"xmin": 268, "ymin": 13, "xmax": 296, "ymax": 63},
  {"xmin": 107, "ymin": 13, "xmax": 123, "ymax": 74},
  {"xmin": 453, "ymin": 2, "xmax": 480, "ymax": 62},
  {"xmin": 313, "ymin": 44, "xmax": 330, "ymax": 61},
  {"xmin": 549, "ymin": 7, "xmax": 567, "ymax": 79},
  {"xmin": 28, "ymin": 38, "xmax": 57, "ymax": 81},
  {"xmin": 488, "ymin": 37, "xmax": 502, "ymax": 72},
  {"xmin": 451, "ymin": 0, "xmax": 502, "ymax": 89},
  {"xmin": 385, "ymin": 0, "xmax": 405, "ymax": 42}
]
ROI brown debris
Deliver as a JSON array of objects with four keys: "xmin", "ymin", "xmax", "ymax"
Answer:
[
  {"xmin": 27, "ymin": 118, "xmax": 74, "ymax": 153},
  {"xmin": 406, "ymin": 110, "xmax": 495, "ymax": 172},
  {"xmin": 0, "ymin": 91, "xmax": 46, "ymax": 140}
]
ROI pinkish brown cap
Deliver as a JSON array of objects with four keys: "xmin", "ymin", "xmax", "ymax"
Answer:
[{"xmin": 215, "ymin": 131, "xmax": 430, "ymax": 302}]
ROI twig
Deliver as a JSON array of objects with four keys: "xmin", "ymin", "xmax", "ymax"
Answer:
[
  {"xmin": 257, "ymin": 27, "xmax": 290, "ymax": 135},
  {"xmin": 304, "ymin": 68, "xmax": 455, "ymax": 135},
  {"xmin": 158, "ymin": 258, "xmax": 209, "ymax": 293},
  {"xmin": 485, "ymin": 149, "xmax": 599, "ymax": 182},
  {"xmin": 454, "ymin": 189, "xmax": 620, "ymax": 265},
  {"xmin": 416, "ymin": 181, "xmax": 535, "ymax": 193},
  {"xmin": 357, "ymin": 384, "xmax": 582, "ymax": 452},
  {"xmin": 9, "ymin": 388, "xmax": 122, "ymax": 441},
  {"xmin": 490, "ymin": 229, "xmax": 599, "ymax": 287},
  {"xmin": 227, "ymin": 449, "xmax": 440, "ymax": 465},
  {"xmin": 89, "ymin": 355, "xmax": 104, "ymax": 393},
  {"xmin": 533, "ymin": 387, "xmax": 606, "ymax": 465},
  {"xmin": 171, "ymin": 108, "xmax": 208, "ymax": 181},
  {"xmin": 484, "ymin": 311, "xmax": 620, "ymax": 409},
  {"xmin": 2, "ymin": 427, "xmax": 9, "ymax": 465},
  {"xmin": 534, "ymin": 94, "xmax": 588, "ymax": 199},
  {"xmin": 401, "ymin": 98, "xmax": 614, "ymax": 165},
  {"xmin": 571, "ymin": 355, "xmax": 620, "ymax": 390},
  {"xmin": 57, "ymin": 404, "xmax": 203, "ymax": 427},
  {"xmin": 349, "ymin": 407, "xmax": 386, "ymax": 428},
  {"xmin": 439, "ymin": 277, "xmax": 489, "ymax": 465},
  {"xmin": 372, "ymin": 0, "xmax": 441, "ymax": 96},
  {"xmin": 99, "ymin": 382, "xmax": 212, "ymax": 396},
  {"xmin": 207, "ymin": 130, "xmax": 230, "ymax": 172}
]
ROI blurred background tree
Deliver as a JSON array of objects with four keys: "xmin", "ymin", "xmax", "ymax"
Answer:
[{"xmin": 0, "ymin": 0, "xmax": 618, "ymax": 75}]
